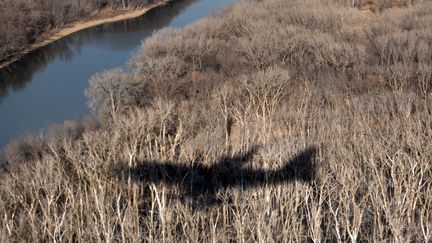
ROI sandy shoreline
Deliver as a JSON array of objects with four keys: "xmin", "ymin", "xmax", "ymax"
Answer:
[{"xmin": 0, "ymin": 1, "xmax": 167, "ymax": 70}]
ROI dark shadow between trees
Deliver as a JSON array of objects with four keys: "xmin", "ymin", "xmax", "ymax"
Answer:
[{"xmin": 114, "ymin": 146, "xmax": 317, "ymax": 207}]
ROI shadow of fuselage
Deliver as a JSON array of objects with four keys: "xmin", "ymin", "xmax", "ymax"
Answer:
[{"xmin": 117, "ymin": 146, "xmax": 317, "ymax": 206}]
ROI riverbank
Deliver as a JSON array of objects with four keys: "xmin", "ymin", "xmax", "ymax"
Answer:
[{"xmin": 0, "ymin": 1, "xmax": 168, "ymax": 70}]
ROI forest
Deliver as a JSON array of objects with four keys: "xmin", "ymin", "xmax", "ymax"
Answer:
[
  {"xmin": 0, "ymin": 0, "xmax": 431, "ymax": 241},
  {"xmin": 0, "ymin": 0, "xmax": 158, "ymax": 63}
]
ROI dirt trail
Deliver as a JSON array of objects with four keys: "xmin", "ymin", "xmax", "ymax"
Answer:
[{"xmin": 0, "ymin": 1, "xmax": 166, "ymax": 70}]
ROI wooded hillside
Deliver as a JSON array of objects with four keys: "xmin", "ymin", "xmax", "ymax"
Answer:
[{"xmin": 0, "ymin": 0, "xmax": 431, "ymax": 241}]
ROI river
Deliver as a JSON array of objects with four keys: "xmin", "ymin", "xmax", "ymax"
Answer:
[{"xmin": 0, "ymin": 0, "xmax": 233, "ymax": 148}]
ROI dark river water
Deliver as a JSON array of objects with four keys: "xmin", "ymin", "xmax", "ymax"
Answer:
[{"xmin": 0, "ymin": 0, "xmax": 233, "ymax": 148}]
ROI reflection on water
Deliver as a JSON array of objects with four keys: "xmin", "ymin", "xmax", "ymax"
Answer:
[
  {"xmin": 0, "ymin": 41, "xmax": 78, "ymax": 102},
  {"xmin": 0, "ymin": 0, "xmax": 233, "ymax": 147}
]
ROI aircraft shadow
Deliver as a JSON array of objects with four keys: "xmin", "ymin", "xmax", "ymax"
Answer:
[{"xmin": 114, "ymin": 146, "xmax": 317, "ymax": 208}]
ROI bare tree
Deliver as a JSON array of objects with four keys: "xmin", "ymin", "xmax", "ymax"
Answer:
[{"xmin": 85, "ymin": 68, "xmax": 127, "ymax": 120}]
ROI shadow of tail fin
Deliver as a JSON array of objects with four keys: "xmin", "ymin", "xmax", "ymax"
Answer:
[{"xmin": 278, "ymin": 146, "xmax": 317, "ymax": 183}]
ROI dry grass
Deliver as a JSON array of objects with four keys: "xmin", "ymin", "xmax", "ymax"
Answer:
[{"xmin": 0, "ymin": 0, "xmax": 431, "ymax": 241}]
